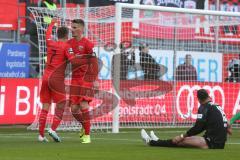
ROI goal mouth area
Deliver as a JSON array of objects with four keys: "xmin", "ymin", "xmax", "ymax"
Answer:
[{"xmin": 27, "ymin": 4, "xmax": 240, "ymax": 132}]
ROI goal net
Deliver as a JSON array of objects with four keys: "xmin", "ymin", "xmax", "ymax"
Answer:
[{"xmin": 28, "ymin": 4, "xmax": 240, "ymax": 132}]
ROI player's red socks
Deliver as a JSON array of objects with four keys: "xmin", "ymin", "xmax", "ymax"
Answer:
[
  {"xmin": 39, "ymin": 109, "xmax": 48, "ymax": 137},
  {"xmin": 72, "ymin": 109, "xmax": 91, "ymax": 135},
  {"xmin": 51, "ymin": 107, "xmax": 65, "ymax": 131},
  {"xmin": 81, "ymin": 108, "xmax": 91, "ymax": 135},
  {"xmin": 72, "ymin": 112, "xmax": 83, "ymax": 125}
]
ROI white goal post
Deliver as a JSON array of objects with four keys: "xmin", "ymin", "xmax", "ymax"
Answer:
[
  {"xmin": 113, "ymin": 3, "xmax": 240, "ymax": 132},
  {"xmin": 28, "ymin": 3, "xmax": 240, "ymax": 133}
]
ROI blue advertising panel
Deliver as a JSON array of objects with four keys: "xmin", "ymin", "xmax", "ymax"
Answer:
[
  {"xmin": 0, "ymin": 43, "xmax": 29, "ymax": 78},
  {"xmin": 96, "ymin": 47, "xmax": 223, "ymax": 82}
]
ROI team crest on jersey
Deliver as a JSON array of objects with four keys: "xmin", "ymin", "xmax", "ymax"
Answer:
[
  {"xmin": 197, "ymin": 114, "xmax": 203, "ymax": 119},
  {"xmin": 68, "ymin": 48, "xmax": 74, "ymax": 54},
  {"xmin": 79, "ymin": 46, "xmax": 84, "ymax": 51}
]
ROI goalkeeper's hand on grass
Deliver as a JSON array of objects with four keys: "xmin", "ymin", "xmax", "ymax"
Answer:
[
  {"xmin": 227, "ymin": 122, "xmax": 232, "ymax": 135},
  {"xmin": 172, "ymin": 134, "xmax": 185, "ymax": 144}
]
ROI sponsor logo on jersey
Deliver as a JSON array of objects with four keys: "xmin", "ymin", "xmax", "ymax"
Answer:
[
  {"xmin": 197, "ymin": 114, "xmax": 203, "ymax": 119},
  {"xmin": 68, "ymin": 48, "xmax": 74, "ymax": 54},
  {"xmin": 79, "ymin": 46, "xmax": 84, "ymax": 51}
]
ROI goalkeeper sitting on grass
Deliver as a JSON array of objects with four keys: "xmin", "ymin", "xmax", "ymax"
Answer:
[{"xmin": 141, "ymin": 89, "xmax": 232, "ymax": 149}]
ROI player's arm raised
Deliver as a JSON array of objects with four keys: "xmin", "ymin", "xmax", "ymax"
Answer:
[{"xmin": 46, "ymin": 18, "xmax": 58, "ymax": 47}]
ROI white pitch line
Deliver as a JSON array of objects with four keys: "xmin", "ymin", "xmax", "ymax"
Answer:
[
  {"xmin": 0, "ymin": 130, "xmax": 183, "ymax": 136},
  {"xmin": 0, "ymin": 134, "xmax": 239, "ymax": 145},
  {"xmin": 93, "ymin": 137, "xmax": 142, "ymax": 142}
]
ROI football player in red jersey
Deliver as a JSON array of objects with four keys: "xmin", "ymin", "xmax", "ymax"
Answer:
[
  {"xmin": 38, "ymin": 19, "xmax": 75, "ymax": 142},
  {"xmin": 68, "ymin": 19, "xmax": 98, "ymax": 143}
]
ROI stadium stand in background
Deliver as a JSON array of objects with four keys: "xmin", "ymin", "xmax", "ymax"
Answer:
[
  {"xmin": 1, "ymin": 0, "xmax": 239, "ymax": 78},
  {"xmin": 0, "ymin": 0, "xmax": 85, "ymax": 77}
]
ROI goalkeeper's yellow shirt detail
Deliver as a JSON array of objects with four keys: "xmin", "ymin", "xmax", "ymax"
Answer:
[{"xmin": 43, "ymin": 1, "xmax": 57, "ymax": 24}]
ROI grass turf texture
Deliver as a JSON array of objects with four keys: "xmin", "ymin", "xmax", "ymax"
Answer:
[{"xmin": 0, "ymin": 127, "xmax": 239, "ymax": 160}]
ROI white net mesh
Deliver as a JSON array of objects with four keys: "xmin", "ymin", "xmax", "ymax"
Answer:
[{"xmin": 28, "ymin": 5, "xmax": 240, "ymax": 131}]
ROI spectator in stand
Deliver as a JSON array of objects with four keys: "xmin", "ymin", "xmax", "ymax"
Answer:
[
  {"xmin": 225, "ymin": 54, "xmax": 240, "ymax": 82},
  {"xmin": 29, "ymin": 0, "xmax": 57, "ymax": 77},
  {"xmin": 175, "ymin": 54, "xmax": 197, "ymax": 81},
  {"xmin": 120, "ymin": 46, "xmax": 135, "ymax": 80},
  {"xmin": 221, "ymin": 0, "xmax": 238, "ymax": 35},
  {"xmin": 139, "ymin": 43, "xmax": 167, "ymax": 80},
  {"xmin": 28, "ymin": 2, "xmax": 40, "ymax": 77}
]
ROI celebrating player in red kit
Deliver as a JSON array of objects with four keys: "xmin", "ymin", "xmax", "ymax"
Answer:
[
  {"xmin": 68, "ymin": 19, "xmax": 98, "ymax": 144},
  {"xmin": 38, "ymin": 19, "xmax": 75, "ymax": 142}
]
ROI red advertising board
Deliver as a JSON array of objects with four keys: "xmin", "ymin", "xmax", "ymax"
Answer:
[
  {"xmin": 0, "ymin": 0, "xmax": 26, "ymax": 31},
  {"xmin": 0, "ymin": 78, "xmax": 40, "ymax": 124},
  {"xmin": 0, "ymin": 78, "xmax": 239, "ymax": 124},
  {"xmin": 118, "ymin": 81, "xmax": 240, "ymax": 123}
]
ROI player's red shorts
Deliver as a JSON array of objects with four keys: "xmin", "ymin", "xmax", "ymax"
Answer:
[
  {"xmin": 40, "ymin": 78, "xmax": 66, "ymax": 104},
  {"xmin": 70, "ymin": 79, "xmax": 94, "ymax": 105}
]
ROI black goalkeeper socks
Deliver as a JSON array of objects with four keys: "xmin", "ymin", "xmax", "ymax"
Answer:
[{"xmin": 149, "ymin": 139, "xmax": 178, "ymax": 147}]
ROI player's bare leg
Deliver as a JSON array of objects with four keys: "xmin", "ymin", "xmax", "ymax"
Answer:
[
  {"xmin": 177, "ymin": 136, "xmax": 208, "ymax": 149},
  {"xmin": 38, "ymin": 103, "xmax": 50, "ymax": 142},
  {"xmin": 143, "ymin": 130, "xmax": 208, "ymax": 149}
]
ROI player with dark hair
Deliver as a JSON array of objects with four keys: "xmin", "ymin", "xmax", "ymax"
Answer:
[
  {"xmin": 175, "ymin": 54, "xmax": 197, "ymax": 81},
  {"xmin": 68, "ymin": 19, "xmax": 98, "ymax": 143},
  {"xmin": 38, "ymin": 19, "xmax": 75, "ymax": 142},
  {"xmin": 139, "ymin": 43, "xmax": 167, "ymax": 80},
  {"xmin": 226, "ymin": 54, "xmax": 240, "ymax": 82},
  {"xmin": 141, "ymin": 89, "xmax": 231, "ymax": 149}
]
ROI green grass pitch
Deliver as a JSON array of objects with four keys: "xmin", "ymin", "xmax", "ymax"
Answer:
[{"xmin": 0, "ymin": 127, "xmax": 239, "ymax": 160}]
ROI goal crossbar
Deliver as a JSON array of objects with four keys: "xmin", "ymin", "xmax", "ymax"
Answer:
[{"xmin": 116, "ymin": 3, "xmax": 240, "ymax": 17}]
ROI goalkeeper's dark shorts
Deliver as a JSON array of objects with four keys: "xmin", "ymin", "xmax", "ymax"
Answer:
[{"xmin": 203, "ymin": 136, "xmax": 225, "ymax": 149}]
